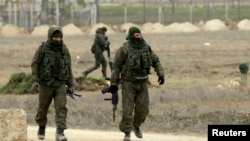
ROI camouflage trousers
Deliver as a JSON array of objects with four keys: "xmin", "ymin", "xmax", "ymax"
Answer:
[
  {"xmin": 119, "ymin": 80, "xmax": 149, "ymax": 133},
  {"xmin": 85, "ymin": 51, "xmax": 107, "ymax": 77},
  {"xmin": 35, "ymin": 83, "xmax": 68, "ymax": 129}
]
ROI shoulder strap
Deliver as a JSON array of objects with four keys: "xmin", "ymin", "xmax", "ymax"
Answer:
[
  {"xmin": 61, "ymin": 44, "xmax": 69, "ymax": 55},
  {"xmin": 147, "ymin": 44, "xmax": 152, "ymax": 52},
  {"xmin": 41, "ymin": 42, "xmax": 46, "ymax": 54}
]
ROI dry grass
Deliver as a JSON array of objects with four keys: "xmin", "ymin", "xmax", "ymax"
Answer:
[{"xmin": 1, "ymin": 30, "xmax": 250, "ymax": 135}]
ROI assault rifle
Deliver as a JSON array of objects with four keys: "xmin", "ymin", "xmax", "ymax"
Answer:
[
  {"xmin": 66, "ymin": 89, "xmax": 82, "ymax": 101},
  {"xmin": 107, "ymin": 42, "xmax": 111, "ymax": 60},
  {"xmin": 101, "ymin": 87, "xmax": 118, "ymax": 122},
  {"xmin": 101, "ymin": 47, "xmax": 119, "ymax": 122},
  {"xmin": 105, "ymin": 36, "xmax": 112, "ymax": 81}
]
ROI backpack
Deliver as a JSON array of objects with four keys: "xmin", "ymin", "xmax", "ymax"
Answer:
[{"xmin": 91, "ymin": 44, "xmax": 96, "ymax": 54}]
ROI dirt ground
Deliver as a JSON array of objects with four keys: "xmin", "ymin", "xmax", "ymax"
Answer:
[
  {"xmin": 27, "ymin": 125, "xmax": 206, "ymax": 141},
  {"xmin": 1, "ymin": 30, "xmax": 250, "ymax": 88},
  {"xmin": 1, "ymin": 30, "xmax": 250, "ymax": 140}
]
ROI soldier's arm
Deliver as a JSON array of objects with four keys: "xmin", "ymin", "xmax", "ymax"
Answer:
[
  {"xmin": 31, "ymin": 45, "xmax": 43, "ymax": 82},
  {"xmin": 104, "ymin": 35, "xmax": 110, "ymax": 48},
  {"xmin": 111, "ymin": 47, "xmax": 126, "ymax": 85},
  {"xmin": 151, "ymin": 50, "xmax": 164, "ymax": 77},
  {"xmin": 65, "ymin": 47, "xmax": 75, "ymax": 88}
]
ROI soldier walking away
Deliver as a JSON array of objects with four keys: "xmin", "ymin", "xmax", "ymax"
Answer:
[
  {"xmin": 82, "ymin": 26, "xmax": 110, "ymax": 80},
  {"xmin": 31, "ymin": 25, "xmax": 75, "ymax": 141},
  {"xmin": 108, "ymin": 26, "xmax": 165, "ymax": 141}
]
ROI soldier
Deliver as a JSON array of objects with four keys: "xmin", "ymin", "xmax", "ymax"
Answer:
[
  {"xmin": 82, "ymin": 26, "xmax": 110, "ymax": 79},
  {"xmin": 31, "ymin": 25, "xmax": 74, "ymax": 141},
  {"xmin": 108, "ymin": 26, "xmax": 165, "ymax": 141}
]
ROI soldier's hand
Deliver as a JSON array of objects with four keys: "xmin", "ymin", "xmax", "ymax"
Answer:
[
  {"xmin": 66, "ymin": 88, "xmax": 74, "ymax": 96},
  {"xmin": 31, "ymin": 81, "xmax": 39, "ymax": 93},
  {"xmin": 108, "ymin": 85, "xmax": 118, "ymax": 93},
  {"xmin": 158, "ymin": 76, "xmax": 165, "ymax": 85}
]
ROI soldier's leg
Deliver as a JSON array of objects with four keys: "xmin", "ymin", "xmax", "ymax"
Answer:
[
  {"xmin": 133, "ymin": 81, "xmax": 149, "ymax": 128},
  {"xmin": 35, "ymin": 84, "xmax": 54, "ymax": 140},
  {"xmin": 54, "ymin": 84, "xmax": 68, "ymax": 129},
  {"xmin": 54, "ymin": 84, "xmax": 68, "ymax": 141},
  {"xmin": 119, "ymin": 81, "xmax": 136, "ymax": 133},
  {"xmin": 83, "ymin": 53, "xmax": 101, "ymax": 76},
  {"xmin": 35, "ymin": 84, "xmax": 54, "ymax": 126},
  {"xmin": 100, "ymin": 54, "xmax": 107, "ymax": 78}
]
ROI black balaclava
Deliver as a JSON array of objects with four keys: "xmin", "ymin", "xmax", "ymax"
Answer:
[
  {"xmin": 47, "ymin": 25, "xmax": 63, "ymax": 48},
  {"xmin": 51, "ymin": 30, "xmax": 63, "ymax": 47},
  {"xmin": 127, "ymin": 26, "xmax": 144, "ymax": 49}
]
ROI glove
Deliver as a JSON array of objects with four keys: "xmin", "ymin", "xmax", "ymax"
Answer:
[
  {"xmin": 31, "ymin": 81, "xmax": 39, "ymax": 93},
  {"xmin": 158, "ymin": 76, "xmax": 165, "ymax": 85},
  {"xmin": 108, "ymin": 85, "xmax": 118, "ymax": 93},
  {"xmin": 66, "ymin": 88, "xmax": 74, "ymax": 97}
]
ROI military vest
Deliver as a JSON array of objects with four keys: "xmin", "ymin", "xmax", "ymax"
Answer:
[
  {"xmin": 121, "ymin": 41, "xmax": 152, "ymax": 80},
  {"xmin": 39, "ymin": 42, "xmax": 70, "ymax": 81}
]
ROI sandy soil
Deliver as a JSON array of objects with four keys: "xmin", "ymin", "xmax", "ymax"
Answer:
[
  {"xmin": 2, "ymin": 30, "xmax": 250, "ymax": 141},
  {"xmin": 27, "ymin": 126, "xmax": 206, "ymax": 141}
]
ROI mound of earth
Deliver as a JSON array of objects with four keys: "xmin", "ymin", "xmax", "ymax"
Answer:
[
  {"xmin": 62, "ymin": 23, "xmax": 84, "ymax": 36},
  {"xmin": 0, "ymin": 24, "xmax": 28, "ymax": 36},
  {"xmin": 31, "ymin": 25, "xmax": 50, "ymax": 36},
  {"xmin": 177, "ymin": 22, "xmax": 200, "ymax": 32},
  {"xmin": 203, "ymin": 19, "xmax": 228, "ymax": 31},
  {"xmin": 120, "ymin": 22, "xmax": 141, "ymax": 33},
  {"xmin": 164, "ymin": 22, "xmax": 181, "ymax": 32},
  {"xmin": 237, "ymin": 19, "xmax": 250, "ymax": 30},
  {"xmin": 142, "ymin": 22, "xmax": 165, "ymax": 33},
  {"xmin": 88, "ymin": 23, "xmax": 115, "ymax": 35}
]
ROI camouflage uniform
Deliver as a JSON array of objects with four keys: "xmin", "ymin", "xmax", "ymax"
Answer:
[
  {"xmin": 110, "ymin": 27, "xmax": 164, "ymax": 139},
  {"xmin": 83, "ymin": 27, "xmax": 110, "ymax": 78},
  {"xmin": 31, "ymin": 26, "xmax": 74, "ymax": 140}
]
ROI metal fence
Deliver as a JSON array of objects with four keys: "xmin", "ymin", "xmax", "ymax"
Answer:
[
  {"xmin": 0, "ymin": 0, "xmax": 250, "ymax": 29},
  {"xmin": 97, "ymin": 0, "xmax": 250, "ymax": 25}
]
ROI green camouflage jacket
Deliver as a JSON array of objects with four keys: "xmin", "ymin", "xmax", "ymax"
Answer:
[{"xmin": 31, "ymin": 26, "xmax": 74, "ymax": 87}]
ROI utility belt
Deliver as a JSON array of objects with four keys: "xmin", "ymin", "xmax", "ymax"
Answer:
[
  {"xmin": 121, "ymin": 75, "xmax": 148, "ymax": 82},
  {"xmin": 40, "ymin": 78, "xmax": 66, "ymax": 86}
]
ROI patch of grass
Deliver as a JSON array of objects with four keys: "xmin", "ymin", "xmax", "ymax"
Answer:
[
  {"xmin": 0, "ymin": 72, "xmax": 32, "ymax": 94},
  {"xmin": 86, "ymin": 77, "xmax": 107, "ymax": 85}
]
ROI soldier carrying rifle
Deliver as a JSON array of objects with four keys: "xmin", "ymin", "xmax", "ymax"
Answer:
[
  {"xmin": 107, "ymin": 26, "xmax": 165, "ymax": 141},
  {"xmin": 82, "ymin": 26, "xmax": 110, "ymax": 80}
]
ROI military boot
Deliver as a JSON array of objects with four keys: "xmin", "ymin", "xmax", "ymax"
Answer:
[
  {"xmin": 56, "ymin": 128, "xmax": 67, "ymax": 141},
  {"xmin": 104, "ymin": 76, "xmax": 111, "ymax": 81},
  {"xmin": 123, "ymin": 132, "xmax": 131, "ymax": 141},
  {"xmin": 82, "ymin": 71, "xmax": 88, "ymax": 77},
  {"xmin": 37, "ymin": 126, "xmax": 46, "ymax": 140},
  {"xmin": 133, "ymin": 127, "xmax": 143, "ymax": 138}
]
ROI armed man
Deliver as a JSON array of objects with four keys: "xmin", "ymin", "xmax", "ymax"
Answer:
[
  {"xmin": 82, "ymin": 26, "xmax": 110, "ymax": 80},
  {"xmin": 31, "ymin": 25, "xmax": 74, "ymax": 141},
  {"xmin": 108, "ymin": 26, "xmax": 165, "ymax": 141}
]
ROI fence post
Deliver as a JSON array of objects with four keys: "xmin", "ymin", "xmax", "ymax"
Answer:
[
  {"xmin": 41, "ymin": 0, "xmax": 48, "ymax": 24},
  {"xmin": 8, "ymin": 2, "xmax": 11, "ymax": 24},
  {"xmin": 124, "ymin": 3, "xmax": 127, "ymax": 23},
  {"xmin": 189, "ymin": 1, "xmax": 193, "ymax": 23},
  {"xmin": 30, "ymin": 4, "xmax": 33, "ymax": 29},
  {"xmin": 225, "ymin": 1, "xmax": 228, "ymax": 20}
]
